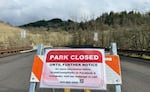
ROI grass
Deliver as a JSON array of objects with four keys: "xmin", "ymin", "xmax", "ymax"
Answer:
[
  {"xmin": 0, "ymin": 22, "xmax": 22, "ymax": 48},
  {"xmin": 141, "ymin": 55, "xmax": 150, "ymax": 60},
  {"xmin": 129, "ymin": 54, "xmax": 150, "ymax": 60},
  {"xmin": 0, "ymin": 22, "xmax": 73, "ymax": 48},
  {"xmin": 120, "ymin": 53, "xmax": 150, "ymax": 60}
]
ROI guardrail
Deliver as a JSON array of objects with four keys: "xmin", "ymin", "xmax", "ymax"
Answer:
[
  {"xmin": 0, "ymin": 46, "xmax": 33, "ymax": 54},
  {"xmin": 65, "ymin": 45, "xmax": 150, "ymax": 56},
  {"xmin": 117, "ymin": 49, "xmax": 150, "ymax": 56}
]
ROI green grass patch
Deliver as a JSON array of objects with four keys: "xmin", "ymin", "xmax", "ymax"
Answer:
[
  {"xmin": 141, "ymin": 55, "xmax": 150, "ymax": 60},
  {"xmin": 129, "ymin": 54, "xmax": 139, "ymax": 58},
  {"xmin": 119, "ymin": 53, "xmax": 150, "ymax": 60}
]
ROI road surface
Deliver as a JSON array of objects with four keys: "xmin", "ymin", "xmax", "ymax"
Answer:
[{"xmin": 0, "ymin": 52, "xmax": 150, "ymax": 92}]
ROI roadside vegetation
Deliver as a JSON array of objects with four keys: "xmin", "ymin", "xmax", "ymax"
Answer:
[
  {"xmin": 0, "ymin": 11, "xmax": 150, "ymax": 53},
  {"xmin": 121, "ymin": 53, "xmax": 150, "ymax": 60},
  {"xmin": 0, "ymin": 22, "xmax": 72, "ymax": 48},
  {"xmin": 0, "ymin": 22, "xmax": 29, "ymax": 48},
  {"xmin": 21, "ymin": 11, "xmax": 150, "ymax": 51}
]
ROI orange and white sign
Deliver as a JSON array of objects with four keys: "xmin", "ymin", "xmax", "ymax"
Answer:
[
  {"xmin": 105, "ymin": 55, "xmax": 122, "ymax": 84},
  {"xmin": 30, "ymin": 50, "xmax": 122, "ymax": 86},
  {"xmin": 30, "ymin": 55, "xmax": 44, "ymax": 82}
]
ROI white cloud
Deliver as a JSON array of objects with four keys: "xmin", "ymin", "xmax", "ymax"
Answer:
[{"xmin": 0, "ymin": 0, "xmax": 150, "ymax": 26}]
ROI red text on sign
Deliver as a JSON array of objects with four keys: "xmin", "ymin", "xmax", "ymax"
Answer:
[{"xmin": 46, "ymin": 50, "xmax": 102, "ymax": 63}]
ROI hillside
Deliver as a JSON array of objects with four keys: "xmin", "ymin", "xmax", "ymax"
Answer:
[
  {"xmin": 0, "ymin": 22, "xmax": 28, "ymax": 48},
  {"xmin": 20, "ymin": 18, "xmax": 75, "ymax": 31},
  {"xmin": 20, "ymin": 11, "xmax": 150, "ymax": 50},
  {"xmin": 0, "ymin": 22, "xmax": 21, "ymax": 32},
  {"xmin": 0, "ymin": 22, "xmax": 72, "ymax": 48},
  {"xmin": 20, "ymin": 11, "xmax": 150, "ymax": 31}
]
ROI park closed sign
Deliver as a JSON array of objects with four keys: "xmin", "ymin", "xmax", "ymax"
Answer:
[{"xmin": 40, "ymin": 49, "xmax": 106, "ymax": 90}]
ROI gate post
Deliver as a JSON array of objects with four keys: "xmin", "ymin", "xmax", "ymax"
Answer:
[
  {"xmin": 110, "ymin": 42, "xmax": 121, "ymax": 92},
  {"xmin": 29, "ymin": 44, "xmax": 43, "ymax": 92}
]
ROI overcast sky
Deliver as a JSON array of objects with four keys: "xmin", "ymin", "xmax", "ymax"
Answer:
[{"xmin": 0, "ymin": 0, "xmax": 150, "ymax": 26}]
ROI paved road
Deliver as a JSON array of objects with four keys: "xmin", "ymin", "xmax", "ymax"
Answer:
[
  {"xmin": 0, "ymin": 52, "xmax": 150, "ymax": 92},
  {"xmin": 120, "ymin": 56, "xmax": 150, "ymax": 92},
  {"xmin": 0, "ymin": 52, "xmax": 34, "ymax": 92}
]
